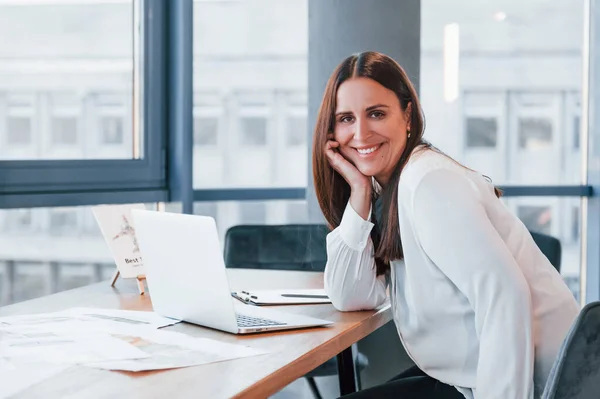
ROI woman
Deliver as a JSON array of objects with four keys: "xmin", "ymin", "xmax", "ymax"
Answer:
[{"xmin": 312, "ymin": 51, "xmax": 579, "ymax": 398}]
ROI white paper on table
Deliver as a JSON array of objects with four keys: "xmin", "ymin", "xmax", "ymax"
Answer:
[
  {"xmin": 0, "ymin": 363, "xmax": 70, "ymax": 399},
  {"xmin": 92, "ymin": 203, "xmax": 147, "ymax": 278},
  {"xmin": 84, "ymin": 329, "xmax": 268, "ymax": 372},
  {"xmin": 65, "ymin": 307, "xmax": 180, "ymax": 329},
  {"xmin": 0, "ymin": 308, "xmax": 180, "ymax": 341},
  {"xmin": 0, "ymin": 333, "xmax": 150, "ymax": 365}
]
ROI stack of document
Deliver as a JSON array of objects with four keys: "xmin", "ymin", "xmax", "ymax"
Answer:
[{"xmin": 0, "ymin": 307, "xmax": 268, "ymax": 399}]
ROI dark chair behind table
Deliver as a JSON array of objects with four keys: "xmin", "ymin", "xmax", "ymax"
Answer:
[{"xmin": 224, "ymin": 223, "xmax": 369, "ymax": 399}]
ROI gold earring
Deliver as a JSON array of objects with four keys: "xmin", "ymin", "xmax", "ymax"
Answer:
[{"xmin": 407, "ymin": 129, "xmax": 411, "ymax": 139}]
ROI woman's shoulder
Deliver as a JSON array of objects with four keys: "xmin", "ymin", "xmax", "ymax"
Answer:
[{"xmin": 399, "ymin": 146, "xmax": 464, "ymax": 191}]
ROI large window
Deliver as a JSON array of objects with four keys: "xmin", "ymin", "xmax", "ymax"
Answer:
[
  {"xmin": 421, "ymin": 1, "xmax": 583, "ymax": 186},
  {"xmin": 193, "ymin": 200, "xmax": 310, "ymax": 247},
  {"xmin": 0, "ymin": 1, "xmax": 166, "ymax": 205},
  {"xmin": 0, "ymin": 205, "xmax": 116, "ymax": 306},
  {"xmin": 192, "ymin": 0, "xmax": 308, "ymax": 189},
  {"xmin": 0, "ymin": 2, "xmax": 135, "ymax": 161}
]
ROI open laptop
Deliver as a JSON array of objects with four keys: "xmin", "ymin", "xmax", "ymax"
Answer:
[{"xmin": 131, "ymin": 210, "xmax": 332, "ymax": 334}]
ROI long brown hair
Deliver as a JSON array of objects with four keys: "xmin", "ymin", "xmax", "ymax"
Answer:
[{"xmin": 312, "ymin": 51, "xmax": 500, "ymax": 276}]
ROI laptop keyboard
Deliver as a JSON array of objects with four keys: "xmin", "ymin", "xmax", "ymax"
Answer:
[{"xmin": 236, "ymin": 314, "xmax": 287, "ymax": 328}]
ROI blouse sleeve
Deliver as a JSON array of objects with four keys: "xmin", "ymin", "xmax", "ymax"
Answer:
[{"xmin": 324, "ymin": 202, "xmax": 388, "ymax": 311}]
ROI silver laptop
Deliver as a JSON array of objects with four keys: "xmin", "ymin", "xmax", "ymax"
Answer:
[{"xmin": 131, "ymin": 209, "xmax": 332, "ymax": 334}]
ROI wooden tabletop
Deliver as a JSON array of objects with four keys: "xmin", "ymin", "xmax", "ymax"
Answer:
[{"xmin": 1, "ymin": 269, "xmax": 392, "ymax": 399}]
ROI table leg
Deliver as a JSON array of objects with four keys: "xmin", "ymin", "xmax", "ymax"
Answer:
[{"xmin": 337, "ymin": 347, "xmax": 357, "ymax": 395}]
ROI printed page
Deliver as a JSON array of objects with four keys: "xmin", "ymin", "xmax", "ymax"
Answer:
[{"xmin": 92, "ymin": 203, "xmax": 147, "ymax": 278}]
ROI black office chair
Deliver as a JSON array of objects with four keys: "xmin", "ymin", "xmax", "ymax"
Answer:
[
  {"xmin": 542, "ymin": 301, "xmax": 600, "ymax": 399},
  {"xmin": 224, "ymin": 224, "xmax": 368, "ymax": 399},
  {"xmin": 530, "ymin": 230, "xmax": 562, "ymax": 273}
]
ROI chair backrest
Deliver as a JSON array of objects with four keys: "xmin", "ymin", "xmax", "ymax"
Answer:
[
  {"xmin": 530, "ymin": 230, "xmax": 562, "ymax": 273},
  {"xmin": 223, "ymin": 224, "xmax": 329, "ymax": 271},
  {"xmin": 542, "ymin": 301, "xmax": 600, "ymax": 399}
]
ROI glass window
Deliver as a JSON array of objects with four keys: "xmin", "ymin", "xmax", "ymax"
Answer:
[
  {"xmin": 192, "ymin": 200, "xmax": 311, "ymax": 246},
  {"xmin": 421, "ymin": 0, "xmax": 583, "ymax": 185},
  {"xmin": 240, "ymin": 117, "xmax": 267, "ymax": 146},
  {"xmin": 286, "ymin": 201, "xmax": 308, "ymax": 224},
  {"xmin": 0, "ymin": 1, "xmax": 135, "ymax": 160},
  {"xmin": 192, "ymin": 0, "xmax": 308, "ymax": 188},
  {"xmin": 51, "ymin": 116, "xmax": 78, "ymax": 145},
  {"xmin": 194, "ymin": 202, "xmax": 218, "ymax": 219},
  {"xmin": 0, "ymin": 206, "xmax": 117, "ymax": 306},
  {"xmin": 519, "ymin": 117, "xmax": 553, "ymax": 149},
  {"xmin": 572, "ymin": 205, "xmax": 580, "ymax": 242},
  {"xmin": 6, "ymin": 116, "xmax": 32, "ymax": 145},
  {"xmin": 194, "ymin": 117, "xmax": 219, "ymax": 146},
  {"xmin": 238, "ymin": 202, "xmax": 266, "ymax": 224},
  {"xmin": 100, "ymin": 117, "xmax": 124, "ymax": 145},
  {"xmin": 3, "ymin": 209, "xmax": 34, "ymax": 233},
  {"xmin": 465, "ymin": 117, "xmax": 497, "ymax": 148},
  {"xmin": 517, "ymin": 205, "xmax": 552, "ymax": 236},
  {"xmin": 287, "ymin": 115, "xmax": 307, "ymax": 146},
  {"xmin": 48, "ymin": 208, "xmax": 79, "ymax": 235},
  {"xmin": 574, "ymin": 115, "xmax": 581, "ymax": 149}
]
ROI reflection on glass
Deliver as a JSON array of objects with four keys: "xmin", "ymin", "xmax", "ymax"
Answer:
[{"xmin": 0, "ymin": 1, "xmax": 135, "ymax": 160}]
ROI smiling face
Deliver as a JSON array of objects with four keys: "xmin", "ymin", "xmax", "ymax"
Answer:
[{"xmin": 333, "ymin": 77, "xmax": 411, "ymax": 186}]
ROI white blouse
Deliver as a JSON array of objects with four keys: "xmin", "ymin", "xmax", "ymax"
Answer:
[{"xmin": 324, "ymin": 148, "xmax": 579, "ymax": 399}]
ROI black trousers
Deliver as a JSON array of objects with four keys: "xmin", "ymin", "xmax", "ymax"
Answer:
[{"xmin": 339, "ymin": 366, "xmax": 465, "ymax": 399}]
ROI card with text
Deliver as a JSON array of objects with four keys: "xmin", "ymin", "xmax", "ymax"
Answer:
[{"xmin": 92, "ymin": 204, "xmax": 147, "ymax": 279}]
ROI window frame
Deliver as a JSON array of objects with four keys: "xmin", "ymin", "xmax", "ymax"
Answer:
[{"xmin": 0, "ymin": 0, "xmax": 167, "ymax": 208}]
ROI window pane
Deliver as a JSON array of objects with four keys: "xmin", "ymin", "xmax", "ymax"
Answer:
[
  {"xmin": 51, "ymin": 117, "xmax": 78, "ymax": 145},
  {"xmin": 519, "ymin": 117, "xmax": 553, "ymax": 149},
  {"xmin": 0, "ymin": 1, "xmax": 136, "ymax": 160},
  {"xmin": 421, "ymin": 1, "xmax": 583, "ymax": 185},
  {"xmin": 192, "ymin": 200, "xmax": 310, "ymax": 247},
  {"xmin": 192, "ymin": 0, "xmax": 308, "ymax": 188},
  {"xmin": 287, "ymin": 115, "xmax": 307, "ymax": 146},
  {"xmin": 465, "ymin": 117, "xmax": 497, "ymax": 148},
  {"xmin": 0, "ymin": 205, "xmax": 123, "ymax": 306},
  {"xmin": 100, "ymin": 117, "xmax": 124, "ymax": 145},
  {"xmin": 7, "ymin": 117, "xmax": 32, "ymax": 145},
  {"xmin": 194, "ymin": 117, "xmax": 218, "ymax": 146},
  {"xmin": 240, "ymin": 117, "xmax": 267, "ymax": 146}
]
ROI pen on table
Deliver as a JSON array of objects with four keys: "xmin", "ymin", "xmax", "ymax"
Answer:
[{"xmin": 280, "ymin": 294, "xmax": 329, "ymax": 299}]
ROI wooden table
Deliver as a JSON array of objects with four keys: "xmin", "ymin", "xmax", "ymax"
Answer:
[{"xmin": 0, "ymin": 269, "xmax": 392, "ymax": 399}]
